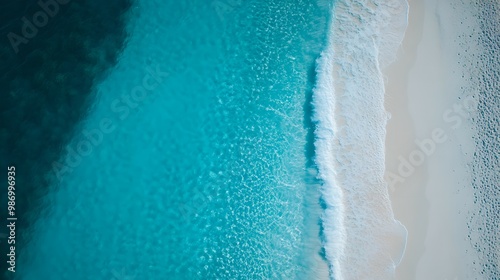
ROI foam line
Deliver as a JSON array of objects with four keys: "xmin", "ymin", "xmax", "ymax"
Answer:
[{"xmin": 312, "ymin": 0, "xmax": 409, "ymax": 279}]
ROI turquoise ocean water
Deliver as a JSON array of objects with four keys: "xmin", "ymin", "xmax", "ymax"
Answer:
[
  {"xmin": 17, "ymin": 0, "xmax": 331, "ymax": 279},
  {"xmin": 5, "ymin": 0, "xmax": 500, "ymax": 279}
]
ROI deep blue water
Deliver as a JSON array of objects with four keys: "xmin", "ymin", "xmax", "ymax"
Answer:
[{"xmin": 15, "ymin": 0, "xmax": 331, "ymax": 279}]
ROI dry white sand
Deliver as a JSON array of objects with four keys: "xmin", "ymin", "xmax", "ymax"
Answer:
[{"xmin": 384, "ymin": 0, "xmax": 479, "ymax": 279}]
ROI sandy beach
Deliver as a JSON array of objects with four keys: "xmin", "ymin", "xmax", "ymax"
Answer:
[{"xmin": 384, "ymin": 0, "xmax": 479, "ymax": 279}]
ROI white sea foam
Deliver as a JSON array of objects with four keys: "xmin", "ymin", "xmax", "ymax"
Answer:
[{"xmin": 312, "ymin": 0, "xmax": 409, "ymax": 279}]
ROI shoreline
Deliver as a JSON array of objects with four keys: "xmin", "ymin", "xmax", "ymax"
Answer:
[
  {"xmin": 384, "ymin": 0, "xmax": 426, "ymax": 277},
  {"xmin": 384, "ymin": 0, "xmax": 478, "ymax": 279},
  {"xmin": 313, "ymin": 0, "xmax": 410, "ymax": 279}
]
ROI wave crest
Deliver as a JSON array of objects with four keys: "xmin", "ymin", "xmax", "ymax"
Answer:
[{"xmin": 312, "ymin": 0, "xmax": 409, "ymax": 279}]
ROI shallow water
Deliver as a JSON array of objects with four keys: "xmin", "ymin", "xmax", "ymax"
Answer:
[{"xmin": 16, "ymin": 1, "xmax": 330, "ymax": 279}]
